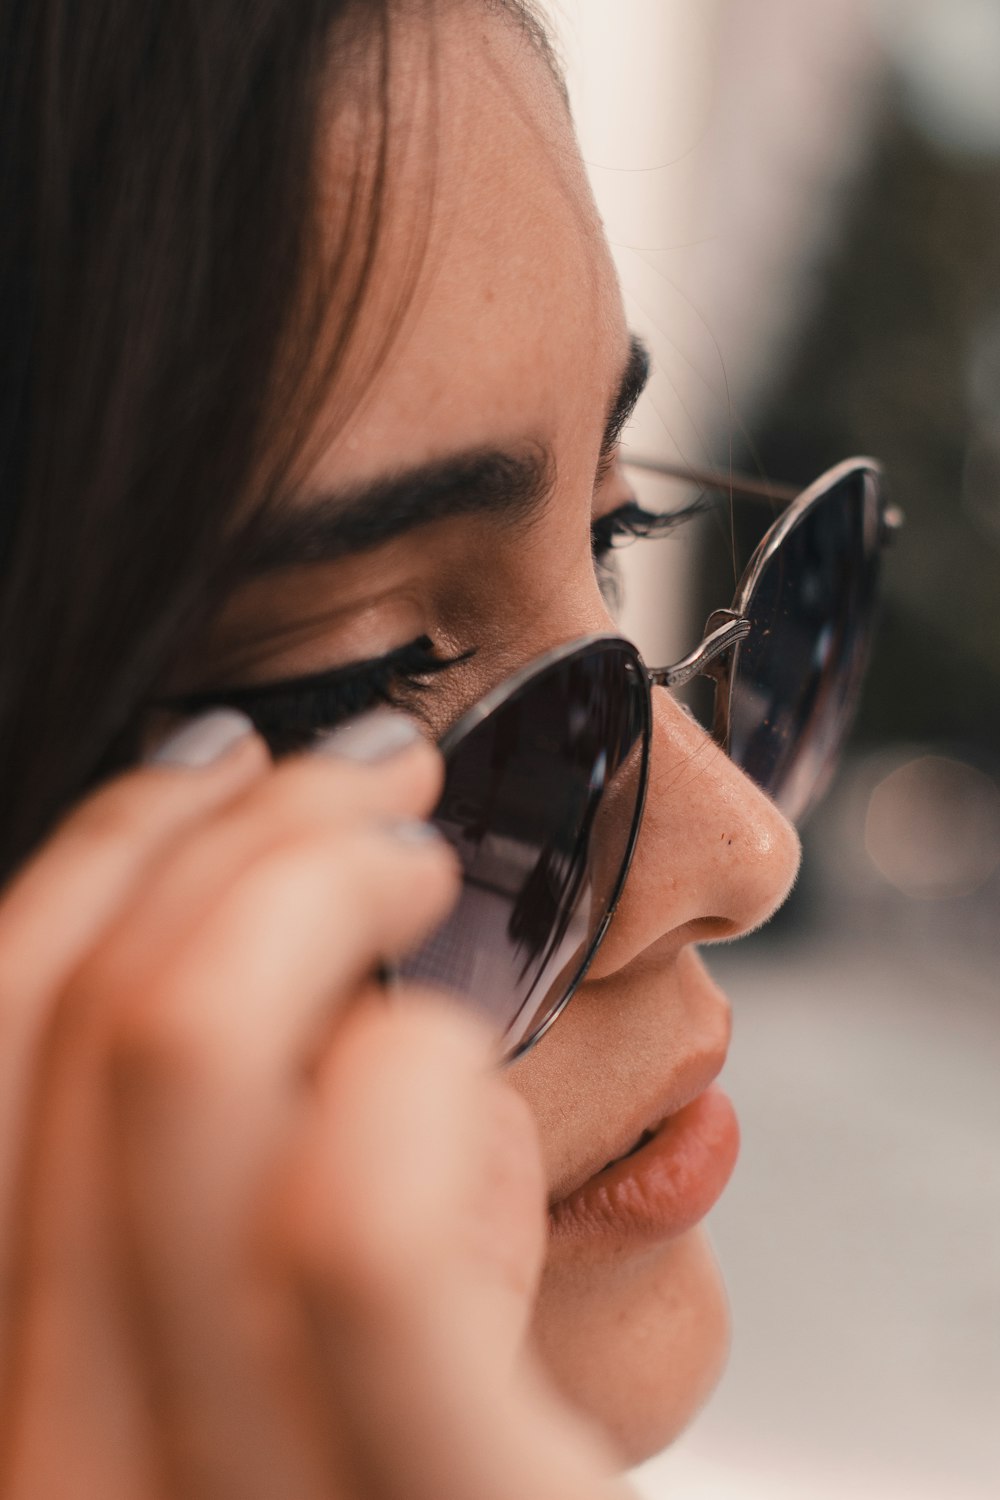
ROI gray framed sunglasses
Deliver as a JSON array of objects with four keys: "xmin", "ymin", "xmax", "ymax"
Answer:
[{"xmin": 400, "ymin": 456, "xmax": 901, "ymax": 1059}]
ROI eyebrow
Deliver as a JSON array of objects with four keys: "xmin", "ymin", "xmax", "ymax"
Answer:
[
  {"xmin": 237, "ymin": 333, "xmax": 652, "ymax": 577},
  {"xmin": 239, "ymin": 446, "xmax": 553, "ymax": 576},
  {"xmin": 603, "ymin": 334, "xmax": 650, "ymax": 455}
]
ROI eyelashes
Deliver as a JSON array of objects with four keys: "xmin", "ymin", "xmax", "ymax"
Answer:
[
  {"xmin": 161, "ymin": 499, "xmax": 698, "ymax": 753},
  {"xmin": 591, "ymin": 496, "xmax": 703, "ymax": 608},
  {"xmin": 590, "ymin": 497, "xmax": 700, "ymax": 557},
  {"xmin": 161, "ymin": 636, "xmax": 472, "ymax": 756}
]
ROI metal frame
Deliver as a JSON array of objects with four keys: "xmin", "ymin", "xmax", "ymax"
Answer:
[
  {"xmin": 436, "ymin": 455, "xmax": 900, "ymax": 1060},
  {"xmin": 632, "ymin": 456, "xmax": 899, "ymax": 746},
  {"xmin": 436, "ymin": 635, "xmax": 652, "ymax": 1062}
]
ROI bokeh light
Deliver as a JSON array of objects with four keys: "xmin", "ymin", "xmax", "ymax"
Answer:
[{"xmin": 864, "ymin": 753, "xmax": 1000, "ymax": 898}]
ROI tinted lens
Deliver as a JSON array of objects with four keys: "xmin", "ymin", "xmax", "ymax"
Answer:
[
  {"xmin": 728, "ymin": 467, "xmax": 883, "ymax": 821},
  {"xmin": 400, "ymin": 639, "xmax": 649, "ymax": 1057}
]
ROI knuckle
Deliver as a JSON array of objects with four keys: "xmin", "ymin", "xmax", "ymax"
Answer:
[
  {"xmin": 104, "ymin": 984, "xmax": 205, "ymax": 1103},
  {"xmin": 67, "ymin": 946, "xmax": 203, "ymax": 1099},
  {"xmin": 61, "ymin": 775, "xmax": 156, "ymax": 852},
  {"xmin": 58, "ymin": 953, "xmax": 193, "ymax": 1107},
  {"xmin": 278, "ymin": 1197, "xmax": 389, "ymax": 1313},
  {"xmin": 60, "ymin": 938, "xmax": 130, "ymax": 1020}
]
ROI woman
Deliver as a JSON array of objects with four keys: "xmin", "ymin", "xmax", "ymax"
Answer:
[{"xmin": 0, "ymin": 0, "xmax": 870, "ymax": 1493}]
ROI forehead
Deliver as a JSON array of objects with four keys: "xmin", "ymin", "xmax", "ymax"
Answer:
[{"xmin": 302, "ymin": 4, "xmax": 626, "ymax": 491}]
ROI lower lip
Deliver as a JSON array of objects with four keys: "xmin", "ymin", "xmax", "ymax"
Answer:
[{"xmin": 548, "ymin": 1085, "xmax": 740, "ymax": 1245}]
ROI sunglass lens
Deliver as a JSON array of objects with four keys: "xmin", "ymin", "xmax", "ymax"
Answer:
[
  {"xmin": 728, "ymin": 466, "xmax": 883, "ymax": 821},
  {"xmin": 399, "ymin": 640, "xmax": 649, "ymax": 1056}
]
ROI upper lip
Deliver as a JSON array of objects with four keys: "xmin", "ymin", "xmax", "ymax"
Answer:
[{"xmin": 547, "ymin": 1042, "xmax": 728, "ymax": 1207}]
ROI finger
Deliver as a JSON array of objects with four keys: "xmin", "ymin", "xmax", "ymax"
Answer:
[
  {"xmin": 294, "ymin": 998, "xmax": 545, "ymax": 1331},
  {"xmin": 2, "ymin": 716, "xmax": 441, "ymax": 1496},
  {"xmin": 0, "ymin": 714, "xmax": 267, "ymax": 1339},
  {"xmin": 31, "ymin": 718, "xmax": 447, "ymax": 1164},
  {"xmin": 221, "ymin": 713, "xmax": 446, "ymax": 844},
  {"xmin": 278, "ymin": 999, "xmax": 628, "ymax": 1500},
  {"xmin": 5, "ymin": 709, "xmax": 441, "ymax": 1346},
  {"xmin": 99, "ymin": 827, "xmax": 458, "ymax": 1497},
  {"xmin": 0, "ymin": 707, "xmax": 435, "ymax": 1283},
  {"xmin": 0, "ymin": 711, "xmax": 265, "ymax": 1000},
  {"xmin": 103, "ymin": 816, "xmax": 459, "ymax": 1086},
  {"xmin": 77, "ymin": 723, "xmax": 446, "ymax": 988}
]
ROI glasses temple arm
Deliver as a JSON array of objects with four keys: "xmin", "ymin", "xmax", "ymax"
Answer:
[{"xmin": 623, "ymin": 455, "xmax": 801, "ymax": 506}]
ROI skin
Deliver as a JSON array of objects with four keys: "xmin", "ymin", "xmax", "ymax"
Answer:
[
  {"xmin": 0, "ymin": 5, "xmax": 802, "ymax": 1491},
  {"xmin": 193, "ymin": 6, "xmax": 801, "ymax": 1464},
  {"xmin": 0, "ymin": 731, "xmax": 632, "ymax": 1499}
]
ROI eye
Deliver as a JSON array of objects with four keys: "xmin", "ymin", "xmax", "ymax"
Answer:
[
  {"xmin": 158, "ymin": 636, "xmax": 473, "ymax": 755},
  {"xmin": 591, "ymin": 497, "xmax": 703, "ymax": 611}
]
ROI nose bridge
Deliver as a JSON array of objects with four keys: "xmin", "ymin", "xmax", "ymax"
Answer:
[{"xmin": 589, "ymin": 685, "xmax": 801, "ymax": 976}]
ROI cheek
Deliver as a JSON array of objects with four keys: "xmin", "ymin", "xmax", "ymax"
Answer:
[{"xmin": 531, "ymin": 1227, "xmax": 731, "ymax": 1466}]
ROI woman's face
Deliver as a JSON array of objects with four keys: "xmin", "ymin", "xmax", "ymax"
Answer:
[{"xmin": 179, "ymin": 7, "xmax": 801, "ymax": 1464}]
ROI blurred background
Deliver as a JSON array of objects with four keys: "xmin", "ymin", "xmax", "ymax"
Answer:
[{"xmin": 541, "ymin": 3, "xmax": 999, "ymax": 1496}]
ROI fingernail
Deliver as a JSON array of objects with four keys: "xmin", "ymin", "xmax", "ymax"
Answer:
[
  {"xmin": 146, "ymin": 709, "xmax": 256, "ymax": 768},
  {"xmin": 382, "ymin": 817, "xmax": 445, "ymax": 847},
  {"xmin": 311, "ymin": 708, "xmax": 425, "ymax": 764}
]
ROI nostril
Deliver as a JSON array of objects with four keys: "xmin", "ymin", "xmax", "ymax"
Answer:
[{"xmin": 687, "ymin": 915, "xmax": 740, "ymax": 943}]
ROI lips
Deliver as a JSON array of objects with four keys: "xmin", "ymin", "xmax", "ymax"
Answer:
[
  {"xmin": 548, "ymin": 1084, "xmax": 740, "ymax": 1244},
  {"xmin": 606, "ymin": 1125, "xmax": 658, "ymax": 1169},
  {"xmin": 528, "ymin": 945, "xmax": 737, "ymax": 1243}
]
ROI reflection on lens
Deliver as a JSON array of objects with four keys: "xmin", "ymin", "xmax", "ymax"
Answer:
[
  {"xmin": 400, "ymin": 641, "xmax": 649, "ymax": 1056},
  {"xmin": 729, "ymin": 468, "xmax": 882, "ymax": 822}
]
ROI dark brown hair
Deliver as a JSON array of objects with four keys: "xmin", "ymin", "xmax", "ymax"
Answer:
[
  {"xmin": 1, "ymin": 0, "xmax": 388, "ymax": 880},
  {"xmin": 0, "ymin": 0, "xmax": 558, "ymax": 883}
]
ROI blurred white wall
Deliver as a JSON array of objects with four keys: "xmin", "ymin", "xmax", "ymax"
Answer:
[
  {"xmin": 543, "ymin": 0, "xmax": 725, "ymax": 659},
  {"xmin": 548, "ymin": 0, "xmax": 882, "ymax": 446},
  {"xmin": 542, "ymin": 0, "xmax": 882, "ymax": 658},
  {"xmin": 534, "ymin": 6, "xmax": 998, "ymax": 1500}
]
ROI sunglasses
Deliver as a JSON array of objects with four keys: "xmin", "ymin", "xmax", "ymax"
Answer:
[{"xmin": 399, "ymin": 456, "xmax": 901, "ymax": 1061}]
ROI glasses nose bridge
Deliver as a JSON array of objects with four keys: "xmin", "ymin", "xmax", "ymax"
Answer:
[{"xmin": 646, "ymin": 610, "xmax": 749, "ymax": 692}]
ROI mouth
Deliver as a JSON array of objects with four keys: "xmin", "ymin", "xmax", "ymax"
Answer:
[
  {"xmin": 604, "ymin": 1125, "xmax": 659, "ymax": 1170},
  {"xmin": 548, "ymin": 1085, "xmax": 740, "ymax": 1245}
]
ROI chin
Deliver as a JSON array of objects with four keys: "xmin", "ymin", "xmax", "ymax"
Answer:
[{"xmin": 530, "ymin": 1226, "xmax": 731, "ymax": 1467}]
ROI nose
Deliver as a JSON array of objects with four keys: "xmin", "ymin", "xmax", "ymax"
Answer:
[{"xmin": 585, "ymin": 685, "xmax": 802, "ymax": 979}]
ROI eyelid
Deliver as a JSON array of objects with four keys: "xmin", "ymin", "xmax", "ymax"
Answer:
[{"xmin": 157, "ymin": 636, "xmax": 472, "ymax": 714}]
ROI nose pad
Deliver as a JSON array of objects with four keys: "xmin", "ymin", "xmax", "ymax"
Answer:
[{"xmin": 584, "ymin": 686, "xmax": 801, "ymax": 979}]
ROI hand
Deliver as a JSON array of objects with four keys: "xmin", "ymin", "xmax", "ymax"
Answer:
[{"xmin": 0, "ymin": 712, "xmax": 633, "ymax": 1500}]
